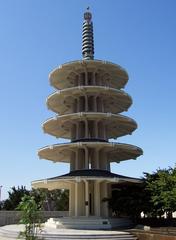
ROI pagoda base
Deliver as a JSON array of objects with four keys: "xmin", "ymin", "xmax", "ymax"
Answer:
[
  {"xmin": 45, "ymin": 216, "xmax": 133, "ymax": 230},
  {"xmin": 0, "ymin": 224, "xmax": 137, "ymax": 240}
]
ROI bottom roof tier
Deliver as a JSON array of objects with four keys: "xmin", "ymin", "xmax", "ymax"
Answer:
[{"xmin": 32, "ymin": 169, "xmax": 142, "ymax": 190}]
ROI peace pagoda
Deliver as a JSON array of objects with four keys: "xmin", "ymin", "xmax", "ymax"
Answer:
[{"xmin": 32, "ymin": 9, "xmax": 143, "ymax": 229}]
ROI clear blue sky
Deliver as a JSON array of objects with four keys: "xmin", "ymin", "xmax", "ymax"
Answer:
[{"xmin": 0, "ymin": 0, "xmax": 176, "ymax": 200}]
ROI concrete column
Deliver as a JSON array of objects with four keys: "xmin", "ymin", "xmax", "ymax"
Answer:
[
  {"xmin": 73, "ymin": 99, "xmax": 77, "ymax": 113},
  {"xmin": 95, "ymin": 149, "xmax": 99, "ymax": 169},
  {"xmin": 75, "ymin": 150, "xmax": 78, "ymax": 170},
  {"xmin": 85, "ymin": 95, "xmax": 88, "ymax": 112},
  {"xmin": 75, "ymin": 182, "xmax": 78, "ymax": 217},
  {"xmin": 77, "ymin": 98, "xmax": 80, "ymax": 112},
  {"xmin": 85, "ymin": 71, "xmax": 88, "ymax": 85},
  {"xmin": 103, "ymin": 123, "xmax": 107, "ymax": 140},
  {"xmin": 100, "ymin": 182, "xmax": 109, "ymax": 217},
  {"xmin": 85, "ymin": 119, "xmax": 88, "ymax": 138},
  {"xmin": 69, "ymin": 185, "xmax": 71, "ymax": 217},
  {"xmin": 107, "ymin": 160, "xmax": 111, "ymax": 171},
  {"xmin": 93, "ymin": 72, "xmax": 96, "ymax": 85},
  {"xmin": 79, "ymin": 96, "xmax": 85, "ymax": 111},
  {"xmin": 85, "ymin": 180, "xmax": 89, "ymax": 217},
  {"xmin": 79, "ymin": 121, "xmax": 84, "ymax": 139},
  {"xmin": 104, "ymin": 182, "xmax": 109, "ymax": 217},
  {"xmin": 94, "ymin": 181, "xmax": 100, "ymax": 217},
  {"xmin": 101, "ymin": 98, "xmax": 104, "ymax": 112},
  {"xmin": 84, "ymin": 147, "xmax": 89, "ymax": 169},
  {"xmin": 75, "ymin": 181, "xmax": 85, "ymax": 216},
  {"xmin": 99, "ymin": 76, "xmax": 102, "ymax": 86},
  {"xmin": 76, "ymin": 122, "xmax": 79, "ymax": 139},
  {"xmin": 71, "ymin": 124, "xmax": 76, "ymax": 141},
  {"xmin": 94, "ymin": 121, "xmax": 98, "ymax": 138},
  {"xmin": 70, "ymin": 152, "xmax": 75, "ymax": 171},
  {"xmin": 93, "ymin": 96, "xmax": 97, "ymax": 111},
  {"xmin": 69, "ymin": 183, "xmax": 75, "ymax": 216},
  {"xmin": 78, "ymin": 74, "xmax": 81, "ymax": 86},
  {"xmin": 99, "ymin": 150, "xmax": 107, "ymax": 170},
  {"xmin": 78, "ymin": 149, "xmax": 85, "ymax": 169},
  {"xmin": 108, "ymin": 183, "xmax": 112, "ymax": 217}
]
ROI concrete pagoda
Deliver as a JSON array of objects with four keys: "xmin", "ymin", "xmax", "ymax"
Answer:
[{"xmin": 32, "ymin": 9, "xmax": 143, "ymax": 229}]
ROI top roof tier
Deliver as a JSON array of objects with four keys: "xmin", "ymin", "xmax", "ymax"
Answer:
[{"xmin": 49, "ymin": 60, "xmax": 129, "ymax": 90}]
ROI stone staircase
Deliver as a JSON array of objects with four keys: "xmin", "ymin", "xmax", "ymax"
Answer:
[
  {"xmin": 0, "ymin": 224, "xmax": 138, "ymax": 240},
  {"xmin": 45, "ymin": 217, "xmax": 133, "ymax": 230}
]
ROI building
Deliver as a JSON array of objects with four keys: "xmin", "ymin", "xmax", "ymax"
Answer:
[{"xmin": 32, "ymin": 9, "xmax": 143, "ymax": 229}]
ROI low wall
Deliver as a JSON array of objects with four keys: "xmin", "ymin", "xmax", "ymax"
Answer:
[
  {"xmin": 0, "ymin": 211, "xmax": 69, "ymax": 226},
  {"xmin": 131, "ymin": 230, "xmax": 176, "ymax": 240},
  {"xmin": 137, "ymin": 218, "xmax": 176, "ymax": 227}
]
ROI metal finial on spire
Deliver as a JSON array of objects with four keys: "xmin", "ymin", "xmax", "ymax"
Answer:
[{"xmin": 82, "ymin": 8, "xmax": 94, "ymax": 60}]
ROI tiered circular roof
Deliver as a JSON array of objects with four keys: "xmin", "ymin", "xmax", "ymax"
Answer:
[
  {"xmin": 49, "ymin": 60, "xmax": 129, "ymax": 90},
  {"xmin": 38, "ymin": 142, "xmax": 143, "ymax": 163},
  {"xmin": 32, "ymin": 169, "xmax": 142, "ymax": 190},
  {"xmin": 42, "ymin": 112, "xmax": 137, "ymax": 139},
  {"xmin": 47, "ymin": 86, "xmax": 132, "ymax": 114},
  {"xmin": 38, "ymin": 59, "xmax": 143, "ymax": 166}
]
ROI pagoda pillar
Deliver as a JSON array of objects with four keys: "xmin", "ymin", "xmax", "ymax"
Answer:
[
  {"xmin": 85, "ymin": 95, "xmax": 88, "ymax": 111},
  {"xmin": 92, "ymin": 71, "xmax": 95, "ymax": 85},
  {"xmin": 95, "ymin": 120, "xmax": 98, "ymax": 138},
  {"xmin": 69, "ymin": 183, "xmax": 75, "ymax": 216},
  {"xmin": 74, "ymin": 150, "xmax": 78, "ymax": 169},
  {"xmin": 75, "ymin": 180, "xmax": 85, "ymax": 216},
  {"xmin": 84, "ymin": 180, "xmax": 89, "ymax": 217},
  {"xmin": 70, "ymin": 152, "xmax": 75, "ymax": 171},
  {"xmin": 93, "ymin": 95, "xmax": 97, "ymax": 111},
  {"xmin": 75, "ymin": 182, "xmax": 78, "ymax": 217},
  {"xmin": 94, "ymin": 181, "xmax": 100, "ymax": 217},
  {"xmin": 84, "ymin": 147, "xmax": 89, "ymax": 168},
  {"xmin": 100, "ymin": 182, "xmax": 109, "ymax": 217},
  {"xmin": 76, "ymin": 122, "xmax": 79, "ymax": 139},
  {"xmin": 85, "ymin": 119, "xmax": 88, "ymax": 138},
  {"xmin": 101, "ymin": 98, "xmax": 104, "ymax": 112},
  {"xmin": 107, "ymin": 160, "xmax": 110, "ymax": 171},
  {"xmin": 95, "ymin": 148, "xmax": 99, "ymax": 169}
]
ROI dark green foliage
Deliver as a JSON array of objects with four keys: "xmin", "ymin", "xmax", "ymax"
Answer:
[
  {"xmin": 31, "ymin": 188, "xmax": 69, "ymax": 211},
  {"xmin": 105, "ymin": 166, "xmax": 176, "ymax": 219},
  {"xmin": 0, "ymin": 201, "xmax": 3, "ymax": 210},
  {"xmin": 104, "ymin": 183, "xmax": 147, "ymax": 219},
  {"xmin": 30, "ymin": 188, "xmax": 69, "ymax": 211},
  {"xmin": 2, "ymin": 186, "xmax": 30, "ymax": 210},
  {"xmin": 1, "ymin": 186, "xmax": 69, "ymax": 211},
  {"xmin": 144, "ymin": 167, "xmax": 176, "ymax": 218}
]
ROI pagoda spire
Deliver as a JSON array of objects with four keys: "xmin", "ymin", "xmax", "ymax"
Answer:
[{"xmin": 82, "ymin": 7, "xmax": 94, "ymax": 60}]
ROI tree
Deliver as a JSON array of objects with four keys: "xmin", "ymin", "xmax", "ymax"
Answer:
[
  {"xmin": 2, "ymin": 186, "xmax": 69, "ymax": 211},
  {"xmin": 55, "ymin": 189, "xmax": 69, "ymax": 211},
  {"xmin": 104, "ymin": 183, "xmax": 148, "ymax": 219},
  {"xmin": 2, "ymin": 186, "xmax": 30, "ymax": 210},
  {"xmin": 30, "ymin": 188, "xmax": 69, "ymax": 211},
  {"xmin": 145, "ymin": 167, "xmax": 176, "ymax": 218},
  {"xmin": 0, "ymin": 201, "xmax": 4, "ymax": 210},
  {"xmin": 17, "ymin": 195, "xmax": 42, "ymax": 240}
]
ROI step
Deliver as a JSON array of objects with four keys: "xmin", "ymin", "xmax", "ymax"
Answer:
[
  {"xmin": 46, "ymin": 217, "xmax": 132, "ymax": 229},
  {"xmin": 0, "ymin": 225, "xmax": 137, "ymax": 240}
]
